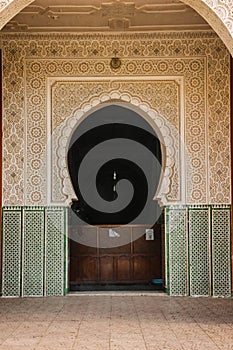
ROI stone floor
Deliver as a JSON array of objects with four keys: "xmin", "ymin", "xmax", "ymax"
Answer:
[{"xmin": 0, "ymin": 293, "xmax": 232, "ymax": 349}]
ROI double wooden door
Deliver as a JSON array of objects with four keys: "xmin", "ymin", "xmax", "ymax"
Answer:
[{"xmin": 69, "ymin": 224, "xmax": 163, "ymax": 289}]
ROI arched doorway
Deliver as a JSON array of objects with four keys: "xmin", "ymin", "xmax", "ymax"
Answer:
[
  {"xmin": 68, "ymin": 104, "xmax": 165, "ymax": 291},
  {"xmin": 0, "ymin": 0, "xmax": 230, "ymax": 294}
]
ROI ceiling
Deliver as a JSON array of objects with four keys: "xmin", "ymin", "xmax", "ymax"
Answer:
[{"xmin": 3, "ymin": 0, "xmax": 211, "ymax": 33}]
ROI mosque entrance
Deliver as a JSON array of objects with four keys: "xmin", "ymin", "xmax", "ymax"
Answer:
[{"xmin": 68, "ymin": 104, "xmax": 164, "ymax": 291}]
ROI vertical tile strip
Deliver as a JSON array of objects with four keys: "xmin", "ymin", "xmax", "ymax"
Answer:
[
  {"xmin": 165, "ymin": 206, "xmax": 170, "ymax": 295},
  {"xmin": 45, "ymin": 207, "xmax": 65, "ymax": 296},
  {"xmin": 2, "ymin": 207, "xmax": 22, "ymax": 297},
  {"xmin": 22, "ymin": 207, "xmax": 44, "ymax": 297},
  {"xmin": 167, "ymin": 206, "xmax": 188, "ymax": 296},
  {"xmin": 189, "ymin": 207, "xmax": 210, "ymax": 296},
  {"xmin": 64, "ymin": 207, "xmax": 68, "ymax": 295},
  {"xmin": 212, "ymin": 206, "xmax": 231, "ymax": 297}
]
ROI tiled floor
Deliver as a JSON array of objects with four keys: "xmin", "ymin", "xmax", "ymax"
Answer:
[{"xmin": 0, "ymin": 293, "xmax": 232, "ymax": 349}]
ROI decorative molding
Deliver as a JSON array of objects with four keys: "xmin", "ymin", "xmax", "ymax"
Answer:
[
  {"xmin": 182, "ymin": 0, "xmax": 233, "ymax": 55},
  {"xmin": 0, "ymin": 0, "xmax": 232, "ymax": 55},
  {"xmin": 2, "ymin": 0, "xmax": 209, "ymax": 33},
  {"xmin": 54, "ymin": 88, "xmax": 180, "ymax": 206},
  {"xmin": 1, "ymin": 32, "xmax": 230, "ymax": 206},
  {"xmin": 0, "ymin": 30, "xmax": 219, "ymax": 41}
]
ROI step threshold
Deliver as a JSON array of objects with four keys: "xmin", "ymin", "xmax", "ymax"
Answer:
[{"xmin": 68, "ymin": 291, "xmax": 167, "ymax": 296}]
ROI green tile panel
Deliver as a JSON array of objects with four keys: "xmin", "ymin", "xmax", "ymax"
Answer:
[
  {"xmin": 167, "ymin": 206, "xmax": 188, "ymax": 296},
  {"xmin": 2, "ymin": 207, "xmax": 22, "ymax": 297},
  {"xmin": 189, "ymin": 207, "xmax": 210, "ymax": 296},
  {"xmin": 45, "ymin": 207, "xmax": 65, "ymax": 296},
  {"xmin": 22, "ymin": 207, "xmax": 45, "ymax": 297},
  {"xmin": 2, "ymin": 206, "xmax": 66, "ymax": 297},
  {"xmin": 212, "ymin": 206, "xmax": 231, "ymax": 297}
]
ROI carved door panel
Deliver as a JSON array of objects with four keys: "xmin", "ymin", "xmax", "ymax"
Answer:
[{"xmin": 69, "ymin": 224, "xmax": 162, "ymax": 289}]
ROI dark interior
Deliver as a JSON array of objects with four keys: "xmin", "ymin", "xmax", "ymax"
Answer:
[
  {"xmin": 68, "ymin": 104, "xmax": 162, "ymax": 225},
  {"xmin": 68, "ymin": 105, "xmax": 164, "ymax": 291}
]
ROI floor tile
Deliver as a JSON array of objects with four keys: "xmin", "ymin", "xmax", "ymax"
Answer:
[{"xmin": 0, "ymin": 295, "xmax": 232, "ymax": 350}]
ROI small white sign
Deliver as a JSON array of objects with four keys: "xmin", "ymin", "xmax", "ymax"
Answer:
[
  {"xmin": 109, "ymin": 228, "xmax": 120, "ymax": 238},
  {"xmin": 146, "ymin": 229, "xmax": 154, "ymax": 240}
]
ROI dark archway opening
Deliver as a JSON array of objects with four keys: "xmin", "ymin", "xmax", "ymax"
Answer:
[
  {"xmin": 68, "ymin": 104, "xmax": 162, "ymax": 225},
  {"xmin": 68, "ymin": 104, "xmax": 165, "ymax": 291}
]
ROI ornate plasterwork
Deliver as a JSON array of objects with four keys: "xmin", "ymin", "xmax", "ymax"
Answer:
[
  {"xmin": 26, "ymin": 53, "xmax": 204, "ymax": 205},
  {"xmin": 2, "ymin": 0, "xmax": 210, "ymax": 33},
  {"xmin": 0, "ymin": 0, "xmax": 32, "ymax": 30},
  {"xmin": 183, "ymin": 0, "xmax": 233, "ymax": 55},
  {"xmin": 0, "ymin": 0, "xmax": 232, "ymax": 55},
  {"xmin": 53, "ymin": 84, "xmax": 180, "ymax": 206},
  {"xmin": 1, "ymin": 31, "xmax": 231, "ymax": 206}
]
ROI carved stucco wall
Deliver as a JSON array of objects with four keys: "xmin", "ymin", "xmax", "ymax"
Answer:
[
  {"xmin": 184, "ymin": 0, "xmax": 233, "ymax": 55},
  {"xmin": 52, "ymin": 84, "xmax": 180, "ymax": 206},
  {"xmin": 0, "ymin": 0, "xmax": 232, "ymax": 55},
  {"xmin": 1, "ymin": 32, "xmax": 230, "ymax": 206}
]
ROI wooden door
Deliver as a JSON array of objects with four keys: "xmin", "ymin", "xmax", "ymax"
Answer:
[{"xmin": 69, "ymin": 224, "xmax": 163, "ymax": 289}]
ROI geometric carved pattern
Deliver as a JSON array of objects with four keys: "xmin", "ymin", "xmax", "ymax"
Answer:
[
  {"xmin": 189, "ymin": 208, "xmax": 210, "ymax": 297},
  {"xmin": 45, "ymin": 207, "xmax": 65, "ymax": 296},
  {"xmin": 1, "ymin": 206, "xmax": 66, "ymax": 297},
  {"xmin": 208, "ymin": 46, "xmax": 231, "ymax": 204},
  {"xmin": 166, "ymin": 206, "xmax": 188, "ymax": 296},
  {"xmin": 183, "ymin": 0, "xmax": 233, "ymax": 56},
  {"xmin": 54, "ymin": 84, "xmax": 180, "ymax": 206},
  {"xmin": 22, "ymin": 207, "xmax": 44, "ymax": 297},
  {"xmin": 45, "ymin": 63, "xmax": 186, "ymax": 205},
  {"xmin": 46, "ymin": 55, "xmax": 206, "ymax": 205},
  {"xmin": 1, "ymin": 32, "xmax": 231, "ymax": 206},
  {"xmin": 212, "ymin": 206, "xmax": 231, "ymax": 298},
  {"xmin": 2, "ymin": 207, "xmax": 22, "ymax": 297}
]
